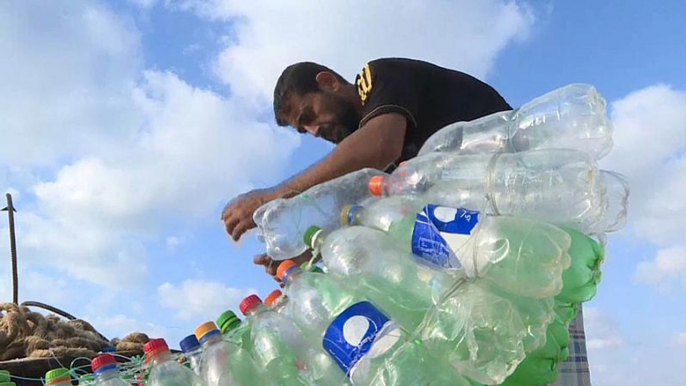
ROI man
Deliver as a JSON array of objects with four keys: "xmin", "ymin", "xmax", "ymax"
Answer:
[
  {"xmin": 222, "ymin": 58, "xmax": 590, "ymax": 386},
  {"xmin": 222, "ymin": 57, "xmax": 511, "ymax": 272}
]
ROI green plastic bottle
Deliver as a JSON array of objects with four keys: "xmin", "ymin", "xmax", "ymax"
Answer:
[{"xmin": 45, "ymin": 368, "xmax": 72, "ymax": 386}]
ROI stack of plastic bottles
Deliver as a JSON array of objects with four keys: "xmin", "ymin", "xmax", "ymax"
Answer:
[
  {"xmin": 247, "ymin": 83, "xmax": 629, "ymax": 385},
  {"xmin": 33, "ymin": 84, "xmax": 628, "ymax": 386}
]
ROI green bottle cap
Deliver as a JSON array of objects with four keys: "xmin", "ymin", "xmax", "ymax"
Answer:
[
  {"xmin": 216, "ymin": 310, "xmax": 241, "ymax": 334},
  {"xmin": 300, "ymin": 262, "xmax": 324, "ymax": 274},
  {"xmin": 45, "ymin": 368, "xmax": 71, "ymax": 382},
  {"xmin": 0, "ymin": 382, "xmax": 16, "ymax": 386},
  {"xmin": 303, "ymin": 225, "xmax": 323, "ymax": 248},
  {"xmin": 0, "ymin": 371, "xmax": 10, "ymax": 382}
]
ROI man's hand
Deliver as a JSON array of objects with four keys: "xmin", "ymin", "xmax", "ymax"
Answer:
[
  {"xmin": 222, "ymin": 188, "xmax": 279, "ymax": 241},
  {"xmin": 254, "ymin": 250, "xmax": 319, "ymax": 285}
]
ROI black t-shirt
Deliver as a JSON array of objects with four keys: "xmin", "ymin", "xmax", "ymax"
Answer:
[{"xmin": 354, "ymin": 58, "xmax": 512, "ymax": 170}]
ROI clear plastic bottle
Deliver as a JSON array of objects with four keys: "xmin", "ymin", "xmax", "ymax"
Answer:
[
  {"xmin": 144, "ymin": 339, "xmax": 206, "ymax": 386},
  {"xmin": 276, "ymin": 260, "xmax": 471, "ymax": 386},
  {"xmin": 79, "ymin": 374, "xmax": 95, "ymax": 386},
  {"xmin": 217, "ymin": 310, "xmax": 252, "ymax": 353},
  {"xmin": 195, "ymin": 321, "xmax": 262, "ymax": 386},
  {"xmin": 589, "ymin": 170, "xmax": 630, "ymax": 234},
  {"xmin": 253, "ymin": 168, "xmax": 384, "ymax": 260},
  {"xmin": 239, "ymin": 295, "xmax": 309, "ymax": 386},
  {"xmin": 264, "ymin": 289, "xmax": 288, "ymax": 315},
  {"xmin": 179, "ymin": 334, "xmax": 203, "ymax": 376},
  {"xmin": 263, "ymin": 290, "xmax": 351, "ymax": 386},
  {"xmin": 303, "ymin": 227, "xmax": 531, "ymax": 384},
  {"xmin": 44, "ymin": 368, "xmax": 73, "ymax": 386},
  {"xmin": 418, "ymin": 83, "xmax": 614, "ymax": 160},
  {"xmin": 304, "ymin": 224, "xmax": 453, "ymax": 330},
  {"xmin": 369, "ymin": 149, "xmax": 617, "ymax": 234},
  {"xmin": 335, "ymin": 203, "xmax": 572, "ymax": 298},
  {"xmin": 91, "ymin": 354, "xmax": 129, "ymax": 386}
]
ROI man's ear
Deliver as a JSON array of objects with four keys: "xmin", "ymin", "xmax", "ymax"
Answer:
[{"xmin": 315, "ymin": 71, "xmax": 340, "ymax": 92}]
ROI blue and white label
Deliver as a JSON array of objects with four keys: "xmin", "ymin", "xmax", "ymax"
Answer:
[
  {"xmin": 411, "ymin": 210, "xmax": 454, "ymax": 267},
  {"xmin": 411, "ymin": 205, "xmax": 481, "ymax": 268},
  {"xmin": 424, "ymin": 205, "xmax": 480, "ymax": 235},
  {"xmin": 322, "ymin": 301, "xmax": 394, "ymax": 376}
]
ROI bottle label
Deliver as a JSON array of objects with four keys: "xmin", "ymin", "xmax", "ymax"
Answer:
[
  {"xmin": 425, "ymin": 205, "xmax": 480, "ymax": 235},
  {"xmin": 411, "ymin": 205, "xmax": 480, "ymax": 268},
  {"xmin": 411, "ymin": 209, "xmax": 454, "ymax": 267},
  {"xmin": 322, "ymin": 301, "xmax": 395, "ymax": 376}
]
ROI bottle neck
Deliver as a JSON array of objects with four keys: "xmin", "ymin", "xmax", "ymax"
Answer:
[
  {"xmin": 149, "ymin": 350, "xmax": 172, "ymax": 365},
  {"xmin": 94, "ymin": 368, "xmax": 120, "ymax": 381},
  {"xmin": 47, "ymin": 380, "xmax": 72, "ymax": 386},
  {"xmin": 347, "ymin": 206, "xmax": 366, "ymax": 226},
  {"xmin": 310, "ymin": 230, "xmax": 326, "ymax": 250},
  {"xmin": 283, "ymin": 267, "xmax": 304, "ymax": 287},
  {"xmin": 245, "ymin": 303, "xmax": 268, "ymax": 318},
  {"xmin": 200, "ymin": 332, "xmax": 223, "ymax": 347}
]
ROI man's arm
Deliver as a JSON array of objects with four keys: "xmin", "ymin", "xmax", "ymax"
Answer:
[
  {"xmin": 276, "ymin": 113, "xmax": 407, "ymax": 197},
  {"xmin": 222, "ymin": 113, "xmax": 408, "ymax": 241}
]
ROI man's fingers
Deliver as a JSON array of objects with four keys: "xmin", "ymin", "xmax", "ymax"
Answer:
[
  {"xmin": 223, "ymin": 215, "xmax": 241, "ymax": 237},
  {"xmin": 231, "ymin": 218, "xmax": 257, "ymax": 242},
  {"xmin": 253, "ymin": 254, "xmax": 270, "ymax": 266},
  {"xmin": 266, "ymin": 260, "xmax": 279, "ymax": 276}
]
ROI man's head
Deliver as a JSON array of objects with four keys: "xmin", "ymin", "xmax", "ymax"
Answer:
[{"xmin": 273, "ymin": 62, "xmax": 362, "ymax": 144}]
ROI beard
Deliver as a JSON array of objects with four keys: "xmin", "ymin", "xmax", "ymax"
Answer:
[{"xmin": 319, "ymin": 93, "xmax": 360, "ymax": 144}]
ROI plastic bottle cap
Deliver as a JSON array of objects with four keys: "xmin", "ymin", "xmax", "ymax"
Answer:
[
  {"xmin": 303, "ymin": 225, "xmax": 323, "ymax": 248},
  {"xmin": 0, "ymin": 382, "xmax": 16, "ymax": 386},
  {"xmin": 143, "ymin": 338, "xmax": 168, "ymax": 354},
  {"xmin": 264, "ymin": 290, "xmax": 283, "ymax": 306},
  {"xmin": 368, "ymin": 175, "xmax": 385, "ymax": 196},
  {"xmin": 45, "ymin": 368, "xmax": 71, "ymax": 382},
  {"xmin": 217, "ymin": 310, "xmax": 241, "ymax": 334},
  {"xmin": 0, "ymin": 371, "xmax": 9, "ymax": 382},
  {"xmin": 276, "ymin": 260, "xmax": 299, "ymax": 281},
  {"xmin": 179, "ymin": 334, "xmax": 200, "ymax": 353},
  {"xmin": 239, "ymin": 294, "xmax": 263, "ymax": 316},
  {"xmin": 194, "ymin": 321, "xmax": 220, "ymax": 341},
  {"xmin": 340, "ymin": 205, "xmax": 363, "ymax": 226},
  {"xmin": 91, "ymin": 354, "xmax": 118, "ymax": 373},
  {"xmin": 300, "ymin": 262, "xmax": 324, "ymax": 273}
]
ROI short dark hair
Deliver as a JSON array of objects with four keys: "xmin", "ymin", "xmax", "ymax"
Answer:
[{"xmin": 273, "ymin": 62, "xmax": 348, "ymax": 126}]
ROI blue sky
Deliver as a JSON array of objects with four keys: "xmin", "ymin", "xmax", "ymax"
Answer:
[{"xmin": 1, "ymin": 1, "xmax": 686, "ymax": 385}]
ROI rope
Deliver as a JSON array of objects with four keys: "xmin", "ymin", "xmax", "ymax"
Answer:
[{"xmin": 0, "ymin": 303, "xmax": 148, "ymax": 362}]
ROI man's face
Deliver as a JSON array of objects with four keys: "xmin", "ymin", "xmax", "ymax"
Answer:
[{"xmin": 284, "ymin": 91, "xmax": 360, "ymax": 144}]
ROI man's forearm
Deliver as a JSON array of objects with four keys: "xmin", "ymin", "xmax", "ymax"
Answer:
[
  {"xmin": 275, "ymin": 141, "xmax": 388, "ymax": 197},
  {"xmin": 274, "ymin": 114, "xmax": 407, "ymax": 197}
]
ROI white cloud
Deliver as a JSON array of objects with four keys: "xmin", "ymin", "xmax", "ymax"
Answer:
[
  {"xmin": 602, "ymin": 85, "xmax": 686, "ymax": 247},
  {"xmin": 86, "ymin": 314, "xmax": 170, "ymax": 342},
  {"xmin": 676, "ymin": 332, "xmax": 686, "ymax": 346},
  {"xmin": 166, "ymin": 236, "xmax": 182, "ymax": 250},
  {"xmin": 172, "ymin": 0, "xmax": 535, "ymax": 107},
  {"xmin": 12, "ymin": 70, "xmax": 298, "ymax": 284},
  {"xmin": 635, "ymin": 246, "xmax": 686, "ymax": 288},
  {"xmin": 598, "ymin": 85, "xmax": 686, "ymax": 292},
  {"xmin": 158, "ymin": 279, "xmax": 255, "ymax": 321},
  {"xmin": 0, "ymin": 1, "xmax": 143, "ymax": 167},
  {"xmin": 584, "ymin": 307, "xmax": 625, "ymax": 351}
]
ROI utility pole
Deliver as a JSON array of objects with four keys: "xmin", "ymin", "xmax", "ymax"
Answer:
[{"xmin": 2, "ymin": 193, "xmax": 18, "ymax": 304}]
